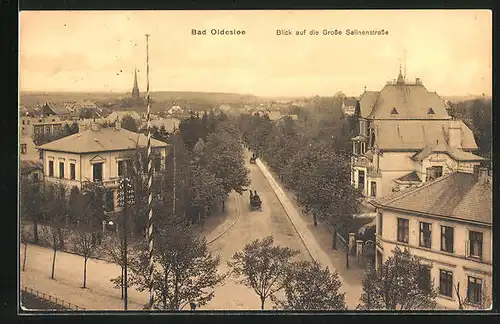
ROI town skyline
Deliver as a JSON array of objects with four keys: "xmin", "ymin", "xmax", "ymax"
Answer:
[{"xmin": 20, "ymin": 10, "xmax": 491, "ymax": 97}]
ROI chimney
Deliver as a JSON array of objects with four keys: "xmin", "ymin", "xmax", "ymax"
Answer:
[
  {"xmin": 448, "ymin": 120, "xmax": 462, "ymax": 148},
  {"xmin": 473, "ymin": 166, "xmax": 490, "ymax": 185},
  {"xmin": 415, "ymin": 78, "xmax": 421, "ymax": 85},
  {"xmin": 91, "ymin": 122, "xmax": 100, "ymax": 131},
  {"xmin": 115, "ymin": 120, "xmax": 121, "ymax": 130}
]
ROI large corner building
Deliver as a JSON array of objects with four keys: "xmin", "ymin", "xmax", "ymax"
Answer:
[{"xmin": 350, "ymin": 68, "xmax": 485, "ymax": 199}]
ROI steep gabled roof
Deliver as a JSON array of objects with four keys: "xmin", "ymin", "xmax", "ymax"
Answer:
[
  {"xmin": 372, "ymin": 172, "xmax": 492, "ymax": 225},
  {"xmin": 367, "ymin": 83, "xmax": 450, "ymax": 119},
  {"xmin": 373, "ymin": 119, "xmax": 478, "ymax": 151},
  {"xmin": 38, "ymin": 127, "xmax": 168, "ymax": 154},
  {"xmin": 358, "ymin": 91, "xmax": 380, "ymax": 118}
]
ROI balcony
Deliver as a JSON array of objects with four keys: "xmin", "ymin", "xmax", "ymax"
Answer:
[
  {"xmin": 351, "ymin": 155, "xmax": 371, "ymax": 168},
  {"xmin": 81, "ymin": 178, "xmax": 120, "ymax": 191}
]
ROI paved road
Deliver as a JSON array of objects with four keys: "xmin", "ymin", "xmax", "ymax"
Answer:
[
  {"xmin": 20, "ymin": 150, "xmax": 310, "ymax": 311},
  {"xmin": 204, "ymin": 150, "xmax": 310, "ymax": 310}
]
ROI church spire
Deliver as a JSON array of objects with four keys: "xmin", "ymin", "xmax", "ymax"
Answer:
[
  {"xmin": 396, "ymin": 64, "xmax": 405, "ymax": 84},
  {"xmin": 132, "ymin": 68, "xmax": 140, "ymax": 98}
]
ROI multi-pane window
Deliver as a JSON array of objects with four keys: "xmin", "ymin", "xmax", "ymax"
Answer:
[
  {"xmin": 469, "ymin": 231, "xmax": 483, "ymax": 259},
  {"xmin": 117, "ymin": 160, "xmax": 125, "ymax": 177},
  {"xmin": 377, "ymin": 212, "xmax": 383, "ymax": 235},
  {"xmin": 397, "ymin": 218, "xmax": 409, "ymax": 243},
  {"xmin": 20, "ymin": 144, "xmax": 27, "ymax": 154},
  {"xmin": 59, "ymin": 162, "xmax": 65, "ymax": 179},
  {"xmin": 70, "ymin": 163, "xmax": 76, "ymax": 180},
  {"xmin": 467, "ymin": 276, "xmax": 482, "ymax": 305},
  {"xmin": 439, "ymin": 270, "xmax": 453, "ymax": 297},
  {"xmin": 93, "ymin": 163, "xmax": 103, "ymax": 182},
  {"xmin": 419, "ymin": 222, "xmax": 432, "ymax": 248},
  {"xmin": 48, "ymin": 160, "xmax": 54, "ymax": 177},
  {"xmin": 441, "ymin": 226, "xmax": 454, "ymax": 253}
]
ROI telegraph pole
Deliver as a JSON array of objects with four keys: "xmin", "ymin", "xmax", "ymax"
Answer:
[{"xmin": 145, "ymin": 33, "xmax": 155, "ymax": 310}]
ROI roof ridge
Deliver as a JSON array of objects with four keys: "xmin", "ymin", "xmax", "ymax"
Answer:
[{"xmin": 380, "ymin": 172, "xmax": 456, "ymax": 206}]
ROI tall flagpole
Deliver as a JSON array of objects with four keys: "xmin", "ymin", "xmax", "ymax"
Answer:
[{"xmin": 145, "ymin": 33, "xmax": 155, "ymax": 310}]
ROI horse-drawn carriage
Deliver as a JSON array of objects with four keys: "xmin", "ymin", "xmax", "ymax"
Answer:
[
  {"xmin": 249, "ymin": 153, "xmax": 257, "ymax": 164},
  {"xmin": 249, "ymin": 190, "xmax": 262, "ymax": 211}
]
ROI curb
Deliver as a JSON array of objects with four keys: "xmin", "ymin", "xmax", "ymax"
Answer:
[
  {"xmin": 255, "ymin": 159, "xmax": 357, "ymax": 301},
  {"xmin": 255, "ymin": 159, "xmax": 315, "ymax": 262},
  {"xmin": 206, "ymin": 194, "xmax": 241, "ymax": 245}
]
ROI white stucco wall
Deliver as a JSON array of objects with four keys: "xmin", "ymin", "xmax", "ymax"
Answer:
[{"xmin": 377, "ymin": 208, "xmax": 492, "ymax": 309}]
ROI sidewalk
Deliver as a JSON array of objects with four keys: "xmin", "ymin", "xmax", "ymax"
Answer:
[
  {"xmin": 21, "ymin": 244, "xmax": 148, "ymax": 310},
  {"xmin": 20, "ymin": 195, "xmax": 242, "ymax": 311},
  {"xmin": 255, "ymin": 158, "xmax": 364, "ymax": 309},
  {"xmin": 198, "ymin": 192, "xmax": 241, "ymax": 244}
]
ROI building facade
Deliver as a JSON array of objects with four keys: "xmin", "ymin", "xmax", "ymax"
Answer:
[
  {"xmin": 371, "ymin": 168, "xmax": 492, "ymax": 309},
  {"xmin": 351, "ymin": 69, "xmax": 484, "ymax": 199},
  {"xmin": 38, "ymin": 122, "xmax": 168, "ymax": 214}
]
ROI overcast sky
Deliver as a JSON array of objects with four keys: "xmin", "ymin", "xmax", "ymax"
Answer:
[{"xmin": 20, "ymin": 10, "xmax": 491, "ymax": 97}]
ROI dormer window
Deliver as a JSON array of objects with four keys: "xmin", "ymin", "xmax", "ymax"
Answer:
[
  {"xmin": 427, "ymin": 107, "xmax": 435, "ymax": 115},
  {"xmin": 391, "ymin": 107, "xmax": 399, "ymax": 115}
]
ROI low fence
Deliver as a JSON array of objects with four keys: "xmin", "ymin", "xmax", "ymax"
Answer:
[{"xmin": 21, "ymin": 286, "xmax": 85, "ymax": 311}]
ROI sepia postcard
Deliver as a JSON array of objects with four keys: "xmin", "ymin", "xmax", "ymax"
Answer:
[{"xmin": 18, "ymin": 10, "xmax": 492, "ymax": 313}]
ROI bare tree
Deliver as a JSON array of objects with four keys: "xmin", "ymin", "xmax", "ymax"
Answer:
[
  {"xmin": 455, "ymin": 280, "xmax": 492, "ymax": 310},
  {"xmin": 72, "ymin": 228, "xmax": 100, "ymax": 288},
  {"xmin": 44, "ymin": 183, "xmax": 69, "ymax": 280},
  {"xmin": 227, "ymin": 236, "xmax": 300, "ymax": 309},
  {"xmin": 71, "ymin": 186, "xmax": 105, "ymax": 289},
  {"xmin": 20, "ymin": 213, "xmax": 30, "ymax": 272},
  {"xmin": 272, "ymin": 260, "xmax": 346, "ymax": 310},
  {"xmin": 103, "ymin": 233, "xmax": 133, "ymax": 300}
]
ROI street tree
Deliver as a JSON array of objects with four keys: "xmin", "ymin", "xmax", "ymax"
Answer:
[
  {"xmin": 103, "ymin": 234, "xmax": 133, "ymax": 299},
  {"xmin": 71, "ymin": 184, "xmax": 106, "ymax": 288},
  {"xmin": 128, "ymin": 223, "xmax": 226, "ymax": 310},
  {"xmin": 189, "ymin": 166, "xmax": 226, "ymax": 223},
  {"xmin": 179, "ymin": 113, "xmax": 204, "ymax": 151},
  {"xmin": 44, "ymin": 183, "xmax": 69, "ymax": 279},
  {"xmin": 72, "ymin": 227, "xmax": 100, "ymax": 288},
  {"xmin": 203, "ymin": 128, "xmax": 250, "ymax": 199},
  {"xmin": 20, "ymin": 210, "xmax": 30, "ymax": 272},
  {"xmin": 272, "ymin": 260, "xmax": 346, "ymax": 310},
  {"xmin": 227, "ymin": 236, "xmax": 300, "ymax": 310},
  {"xmin": 357, "ymin": 246, "xmax": 438, "ymax": 310},
  {"xmin": 121, "ymin": 115, "xmax": 139, "ymax": 132},
  {"xmin": 19, "ymin": 176, "xmax": 42, "ymax": 244}
]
